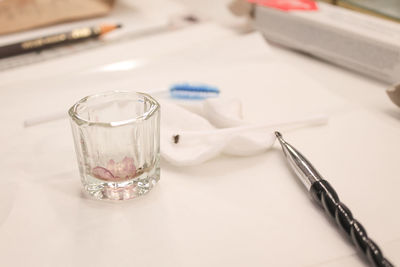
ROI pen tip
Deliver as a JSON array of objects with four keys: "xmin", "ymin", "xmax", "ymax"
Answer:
[
  {"xmin": 274, "ymin": 131, "xmax": 287, "ymax": 154},
  {"xmin": 100, "ymin": 24, "xmax": 123, "ymax": 35},
  {"xmin": 275, "ymin": 131, "xmax": 286, "ymax": 146}
]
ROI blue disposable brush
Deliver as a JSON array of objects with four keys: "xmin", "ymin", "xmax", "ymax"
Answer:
[
  {"xmin": 170, "ymin": 83, "xmax": 220, "ymax": 100},
  {"xmin": 23, "ymin": 83, "xmax": 220, "ymax": 127},
  {"xmin": 148, "ymin": 83, "xmax": 220, "ymax": 100}
]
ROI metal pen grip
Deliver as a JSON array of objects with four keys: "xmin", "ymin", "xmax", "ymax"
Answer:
[{"xmin": 310, "ymin": 180, "xmax": 393, "ymax": 267}]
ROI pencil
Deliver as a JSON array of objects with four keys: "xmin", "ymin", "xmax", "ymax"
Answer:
[{"xmin": 0, "ymin": 24, "xmax": 122, "ymax": 59}]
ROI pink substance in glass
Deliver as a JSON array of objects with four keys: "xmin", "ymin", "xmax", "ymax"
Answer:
[{"xmin": 92, "ymin": 157, "xmax": 137, "ymax": 181}]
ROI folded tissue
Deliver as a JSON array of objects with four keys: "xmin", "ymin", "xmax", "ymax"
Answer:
[{"xmin": 160, "ymin": 98, "xmax": 327, "ymax": 166}]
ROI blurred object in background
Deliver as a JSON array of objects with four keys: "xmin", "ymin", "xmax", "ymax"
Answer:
[
  {"xmin": 0, "ymin": 0, "xmax": 197, "ymax": 71},
  {"xmin": 229, "ymin": 0, "xmax": 253, "ymax": 17},
  {"xmin": 175, "ymin": 0, "xmax": 253, "ymax": 32},
  {"xmin": 387, "ymin": 83, "xmax": 400, "ymax": 108},
  {"xmin": 0, "ymin": 24, "xmax": 122, "ymax": 60},
  {"xmin": 316, "ymin": 0, "xmax": 400, "ymax": 22},
  {"xmin": 0, "ymin": 0, "xmax": 116, "ymax": 35},
  {"xmin": 252, "ymin": 1, "xmax": 400, "ymax": 84},
  {"xmin": 337, "ymin": 0, "xmax": 400, "ymax": 22}
]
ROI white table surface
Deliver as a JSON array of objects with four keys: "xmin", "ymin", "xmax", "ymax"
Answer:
[{"xmin": 0, "ymin": 2, "xmax": 399, "ymax": 266}]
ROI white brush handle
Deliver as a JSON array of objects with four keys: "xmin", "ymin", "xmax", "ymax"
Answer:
[
  {"xmin": 23, "ymin": 88, "xmax": 167, "ymax": 127},
  {"xmin": 176, "ymin": 114, "xmax": 328, "ymax": 137},
  {"xmin": 24, "ymin": 110, "xmax": 67, "ymax": 127}
]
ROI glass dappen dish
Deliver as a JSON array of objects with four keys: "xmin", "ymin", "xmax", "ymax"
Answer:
[{"xmin": 69, "ymin": 91, "xmax": 160, "ymax": 200}]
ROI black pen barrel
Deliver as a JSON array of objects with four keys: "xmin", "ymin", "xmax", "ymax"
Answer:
[
  {"xmin": 0, "ymin": 26, "xmax": 100, "ymax": 59},
  {"xmin": 310, "ymin": 180, "xmax": 393, "ymax": 267},
  {"xmin": 275, "ymin": 131, "xmax": 393, "ymax": 267}
]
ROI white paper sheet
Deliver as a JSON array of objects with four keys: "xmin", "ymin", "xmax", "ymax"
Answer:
[{"xmin": 0, "ymin": 23, "xmax": 398, "ymax": 266}]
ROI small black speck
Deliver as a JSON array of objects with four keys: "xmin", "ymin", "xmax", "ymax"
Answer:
[
  {"xmin": 184, "ymin": 15, "xmax": 198, "ymax": 23},
  {"xmin": 173, "ymin": 134, "xmax": 180, "ymax": 144}
]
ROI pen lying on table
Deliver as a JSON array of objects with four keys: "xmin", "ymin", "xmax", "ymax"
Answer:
[
  {"xmin": 275, "ymin": 132, "xmax": 393, "ymax": 267},
  {"xmin": 0, "ymin": 24, "xmax": 121, "ymax": 59}
]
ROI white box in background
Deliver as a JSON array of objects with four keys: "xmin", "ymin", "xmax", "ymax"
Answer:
[{"xmin": 253, "ymin": 2, "xmax": 400, "ymax": 84}]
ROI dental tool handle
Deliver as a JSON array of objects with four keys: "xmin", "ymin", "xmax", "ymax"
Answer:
[
  {"xmin": 310, "ymin": 180, "xmax": 393, "ymax": 267},
  {"xmin": 275, "ymin": 132, "xmax": 393, "ymax": 267}
]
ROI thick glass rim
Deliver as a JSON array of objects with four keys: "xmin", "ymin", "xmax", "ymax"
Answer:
[{"xmin": 68, "ymin": 90, "xmax": 160, "ymax": 127}]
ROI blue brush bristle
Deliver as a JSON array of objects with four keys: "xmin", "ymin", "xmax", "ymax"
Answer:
[{"xmin": 169, "ymin": 83, "xmax": 220, "ymax": 100}]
